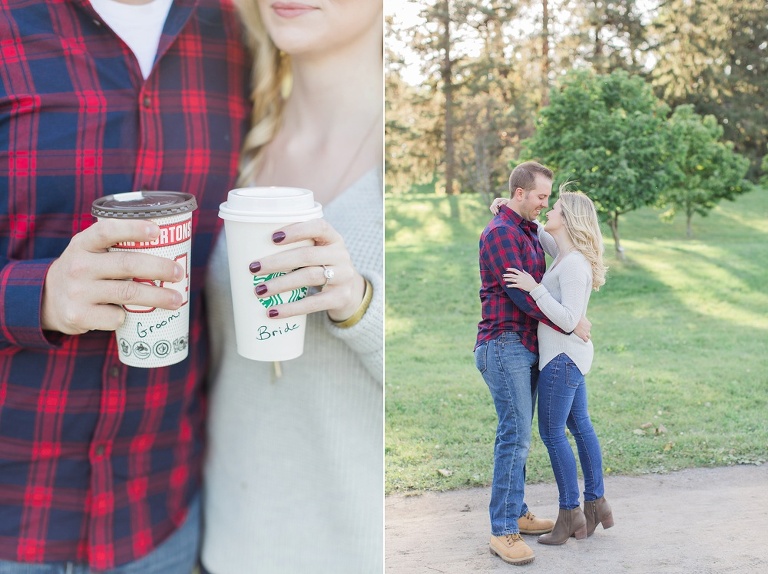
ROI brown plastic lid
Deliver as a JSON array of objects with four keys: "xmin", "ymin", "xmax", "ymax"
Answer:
[{"xmin": 92, "ymin": 191, "xmax": 197, "ymax": 219}]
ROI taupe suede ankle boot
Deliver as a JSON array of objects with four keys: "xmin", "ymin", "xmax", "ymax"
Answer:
[
  {"xmin": 537, "ymin": 507, "xmax": 587, "ymax": 545},
  {"xmin": 584, "ymin": 496, "xmax": 614, "ymax": 536}
]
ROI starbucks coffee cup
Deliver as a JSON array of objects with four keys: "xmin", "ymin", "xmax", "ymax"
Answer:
[
  {"xmin": 218, "ymin": 187, "xmax": 323, "ymax": 361},
  {"xmin": 92, "ymin": 191, "xmax": 197, "ymax": 368}
]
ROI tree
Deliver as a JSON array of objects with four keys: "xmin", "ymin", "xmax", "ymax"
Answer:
[
  {"xmin": 452, "ymin": 2, "xmax": 536, "ymax": 202},
  {"xmin": 523, "ymin": 69, "xmax": 670, "ymax": 259},
  {"xmin": 660, "ymin": 105, "xmax": 752, "ymax": 237},
  {"xmin": 553, "ymin": 0, "xmax": 654, "ymax": 76},
  {"xmin": 411, "ymin": 0, "xmax": 479, "ymax": 197},
  {"xmin": 650, "ymin": 0, "xmax": 768, "ymax": 179},
  {"xmin": 385, "ymin": 14, "xmax": 444, "ymax": 193},
  {"xmin": 761, "ymin": 155, "xmax": 768, "ymax": 187},
  {"xmin": 437, "ymin": 1, "xmax": 456, "ymax": 196}
]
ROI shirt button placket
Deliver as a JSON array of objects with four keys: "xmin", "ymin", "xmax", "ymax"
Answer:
[{"xmin": 88, "ymin": 362, "xmax": 122, "ymax": 568}]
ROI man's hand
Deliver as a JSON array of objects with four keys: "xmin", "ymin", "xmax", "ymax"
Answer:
[
  {"xmin": 41, "ymin": 219, "xmax": 185, "ymax": 334},
  {"xmin": 573, "ymin": 315, "xmax": 592, "ymax": 343}
]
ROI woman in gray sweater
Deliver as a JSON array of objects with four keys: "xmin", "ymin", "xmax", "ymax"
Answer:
[
  {"xmin": 200, "ymin": 1, "xmax": 383, "ymax": 572},
  {"xmin": 505, "ymin": 191, "xmax": 614, "ymax": 545}
]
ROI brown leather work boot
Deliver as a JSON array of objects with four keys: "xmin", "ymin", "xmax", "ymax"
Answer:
[
  {"xmin": 584, "ymin": 496, "xmax": 614, "ymax": 536},
  {"xmin": 489, "ymin": 533, "xmax": 535, "ymax": 565},
  {"xmin": 537, "ymin": 507, "xmax": 588, "ymax": 545},
  {"xmin": 517, "ymin": 511, "xmax": 555, "ymax": 535}
]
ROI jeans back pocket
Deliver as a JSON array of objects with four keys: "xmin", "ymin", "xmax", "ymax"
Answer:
[{"xmin": 474, "ymin": 343, "xmax": 488, "ymax": 374}]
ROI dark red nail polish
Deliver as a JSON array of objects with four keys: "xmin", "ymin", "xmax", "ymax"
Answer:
[
  {"xmin": 272, "ymin": 231, "xmax": 286, "ymax": 243},
  {"xmin": 249, "ymin": 261, "xmax": 261, "ymax": 273},
  {"xmin": 255, "ymin": 283, "xmax": 268, "ymax": 296},
  {"xmin": 268, "ymin": 309, "xmax": 279, "ymax": 318}
]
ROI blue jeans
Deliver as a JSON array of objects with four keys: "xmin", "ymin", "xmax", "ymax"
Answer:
[
  {"xmin": 475, "ymin": 332, "xmax": 538, "ymax": 536},
  {"xmin": 538, "ymin": 353, "xmax": 605, "ymax": 509},
  {"xmin": 0, "ymin": 494, "xmax": 200, "ymax": 574}
]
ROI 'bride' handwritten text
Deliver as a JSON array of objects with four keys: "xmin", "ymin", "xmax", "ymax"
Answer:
[{"xmin": 256, "ymin": 322, "xmax": 300, "ymax": 341}]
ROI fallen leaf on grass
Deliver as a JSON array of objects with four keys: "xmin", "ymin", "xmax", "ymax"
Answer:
[
  {"xmin": 640, "ymin": 422, "xmax": 653, "ymax": 429},
  {"xmin": 656, "ymin": 424, "xmax": 667, "ymax": 435},
  {"xmin": 633, "ymin": 429, "xmax": 646, "ymax": 436},
  {"xmin": 437, "ymin": 468, "xmax": 453, "ymax": 477}
]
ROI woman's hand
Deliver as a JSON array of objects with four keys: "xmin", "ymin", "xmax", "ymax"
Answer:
[
  {"xmin": 490, "ymin": 197, "xmax": 510, "ymax": 215},
  {"xmin": 504, "ymin": 267, "xmax": 538, "ymax": 292},
  {"xmin": 248, "ymin": 218, "xmax": 365, "ymax": 321}
]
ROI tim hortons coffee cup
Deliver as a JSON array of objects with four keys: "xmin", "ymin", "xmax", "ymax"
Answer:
[
  {"xmin": 91, "ymin": 191, "xmax": 197, "ymax": 368},
  {"xmin": 218, "ymin": 187, "xmax": 323, "ymax": 362}
]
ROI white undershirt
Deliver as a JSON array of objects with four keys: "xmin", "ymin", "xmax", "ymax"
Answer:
[{"xmin": 90, "ymin": 0, "xmax": 173, "ymax": 79}]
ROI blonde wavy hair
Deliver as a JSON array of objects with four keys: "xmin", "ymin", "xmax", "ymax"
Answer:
[
  {"xmin": 233, "ymin": 0, "xmax": 291, "ymax": 186},
  {"xmin": 558, "ymin": 190, "xmax": 607, "ymax": 290}
]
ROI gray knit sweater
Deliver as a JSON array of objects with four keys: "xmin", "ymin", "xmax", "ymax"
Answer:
[
  {"xmin": 201, "ymin": 168, "xmax": 383, "ymax": 573},
  {"xmin": 530, "ymin": 250, "xmax": 595, "ymax": 375}
]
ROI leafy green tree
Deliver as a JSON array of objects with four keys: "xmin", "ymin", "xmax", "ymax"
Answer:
[
  {"xmin": 523, "ymin": 69, "xmax": 670, "ymax": 259},
  {"xmin": 661, "ymin": 105, "xmax": 752, "ymax": 237}
]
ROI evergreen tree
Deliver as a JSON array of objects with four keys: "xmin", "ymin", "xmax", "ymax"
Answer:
[{"xmin": 651, "ymin": 0, "xmax": 768, "ymax": 178}]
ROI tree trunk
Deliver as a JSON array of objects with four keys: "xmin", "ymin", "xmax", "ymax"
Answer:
[
  {"xmin": 593, "ymin": 2, "xmax": 605, "ymax": 74},
  {"xmin": 440, "ymin": 1, "xmax": 456, "ymax": 199},
  {"xmin": 541, "ymin": 0, "xmax": 550, "ymax": 107},
  {"xmin": 609, "ymin": 212, "xmax": 625, "ymax": 261}
]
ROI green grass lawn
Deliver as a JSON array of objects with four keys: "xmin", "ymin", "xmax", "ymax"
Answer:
[{"xmin": 385, "ymin": 188, "xmax": 768, "ymax": 494}]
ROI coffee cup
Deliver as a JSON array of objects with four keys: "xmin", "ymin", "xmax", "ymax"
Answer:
[
  {"xmin": 92, "ymin": 191, "xmax": 197, "ymax": 368},
  {"xmin": 218, "ymin": 187, "xmax": 323, "ymax": 361}
]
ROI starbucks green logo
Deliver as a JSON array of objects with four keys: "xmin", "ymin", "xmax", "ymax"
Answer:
[{"xmin": 253, "ymin": 272, "xmax": 307, "ymax": 309}]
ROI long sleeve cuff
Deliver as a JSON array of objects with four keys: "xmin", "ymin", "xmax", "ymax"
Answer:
[
  {"xmin": 0, "ymin": 258, "xmax": 62, "ymax": 349},
  {"xmin": 530, "ymin": 283, "xmax": 548, "ymax": 301},
  {"xmin": 324, "ymin": 271, "xmax": 383, "ymax": 384}
]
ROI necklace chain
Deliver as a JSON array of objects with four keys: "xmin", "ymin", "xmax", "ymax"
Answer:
[
  {"xmin": 258, "ymin": 109, "xmax": 382, "ymax": 198},
  {"xmin": 327, "ymin": 109, "xmax": 382, "ymax": 196}
]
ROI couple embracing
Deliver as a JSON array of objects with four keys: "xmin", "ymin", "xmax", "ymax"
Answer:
[{"xmin": 475, "ymin": 161, "xmax": 615, "ymax": 566}]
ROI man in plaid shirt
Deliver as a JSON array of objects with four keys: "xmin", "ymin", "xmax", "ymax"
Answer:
[
  {"xmin": 475, "ymin": 161, "xmax": 590, "ymax": 566},
  {"xmin": 0, "ymin": 1, "xmax": 250, "ymax": 572}
]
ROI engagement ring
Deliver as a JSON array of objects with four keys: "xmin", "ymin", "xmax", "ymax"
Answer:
[{"xmin": 321, "ymin": 265, "xmax": 335, "ymax": 287}]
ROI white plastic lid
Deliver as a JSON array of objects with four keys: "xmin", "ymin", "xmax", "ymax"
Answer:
[{"xmin": 219, "ymin": 187, "xmax": 323, "ymax": 223}]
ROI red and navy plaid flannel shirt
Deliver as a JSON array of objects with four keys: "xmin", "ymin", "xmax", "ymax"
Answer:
[
  {"xmin": 0, "ymin": 0, "xmax": 250, "ymax": 568},
  {"xmin": 476, "ymin": 205, "xmax": 562, "ymax": 354}
]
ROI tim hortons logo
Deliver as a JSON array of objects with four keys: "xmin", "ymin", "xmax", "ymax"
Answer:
[{"xmin": 114, "ymin": 220, "xmax": 192, "ymax": 249}]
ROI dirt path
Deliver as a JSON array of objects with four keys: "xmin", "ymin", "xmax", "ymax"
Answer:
[{"xmin": 385, "ymin": 464, "xmax": 768, "ymax": 573}]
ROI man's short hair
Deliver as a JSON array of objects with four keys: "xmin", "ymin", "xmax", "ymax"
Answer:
[{"xmin": 508, "ymin": 161, "xmax": 553, "ymax": 196}]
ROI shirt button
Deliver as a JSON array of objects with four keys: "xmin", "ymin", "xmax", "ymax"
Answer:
[
  {"xmin": 95, "ymin": 445, "xmax": 106, "ymax": 456},
  {"xmin": 142, "ymin": 96, "xmax": 152, "ymax": 108},
  {"xmin": 93, "ymin": 19, "xmax": 102, "ymax": 26},
  {"xmin": 109, "ymin": 366, "xmax": 120, "ymax": 378}
]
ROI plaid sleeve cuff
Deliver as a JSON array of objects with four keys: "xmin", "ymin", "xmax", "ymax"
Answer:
[{"xmin": 0, "ymin": 258, "xmax": 63, "ymax": 349}]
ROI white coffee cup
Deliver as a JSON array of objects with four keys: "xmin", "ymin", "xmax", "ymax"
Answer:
[
  {"xmin": 92, "ymin": 191, "xmax": 197, "ymax": 368},
  {"xmin": 218, "ymin": 187, "xmax": 323, "ymax": 361}
]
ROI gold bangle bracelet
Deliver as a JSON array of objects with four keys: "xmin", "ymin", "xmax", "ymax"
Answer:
[{"xmin": 332, "ymin": 278, "xmax": 373, "ymax": 329}]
